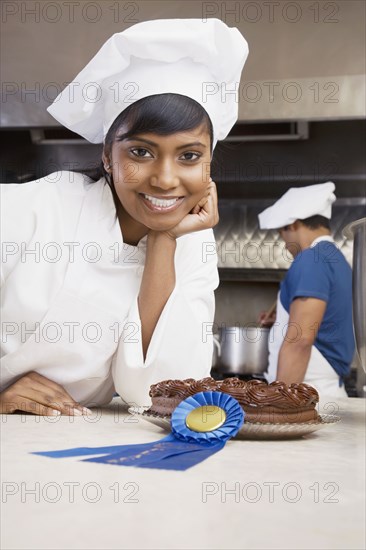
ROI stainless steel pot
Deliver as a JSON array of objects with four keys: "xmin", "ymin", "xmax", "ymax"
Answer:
[
  {"xmin": 343, "ymin": 217, "xmax": 366, "ymax": 372},
  {"xmin": 217, "ymin": 326, "xmax": 269, "ymax": 375},
  {"xmin": 211, "ymin": 335, "xmax": 221, "ymax": 368}
]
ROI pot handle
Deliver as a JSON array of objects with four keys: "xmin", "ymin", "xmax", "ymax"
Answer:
[{"xmin": 213, "ymin": 335, "xmax": 221, "ymax": 356}]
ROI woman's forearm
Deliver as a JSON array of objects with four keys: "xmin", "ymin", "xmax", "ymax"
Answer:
[{"xmin": 138, "ymin": 231, "xmax": 177, "ymax": 359}]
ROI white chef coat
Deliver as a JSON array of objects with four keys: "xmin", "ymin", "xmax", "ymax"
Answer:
[
  {"xmin": 266, "ymin": 236, "xmax": 348, "ymax": 398},
  {"xmin": 0, "ymin": 171, "xmax": 219, "ymax": 407}
]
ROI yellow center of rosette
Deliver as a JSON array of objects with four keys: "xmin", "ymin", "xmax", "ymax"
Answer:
[{"xmin": 185, "ymin": 405, "xmax": 227, "ymax": 432}]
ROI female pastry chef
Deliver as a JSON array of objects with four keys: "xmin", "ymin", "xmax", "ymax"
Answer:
[{"xmin": 0, "ymin": 19, "xmax": 248, "ymax": 415}]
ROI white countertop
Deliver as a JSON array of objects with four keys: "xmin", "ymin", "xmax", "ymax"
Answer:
[{"xmin": 1, "ymin": 397, "xmax": 365, "ymax": 550}]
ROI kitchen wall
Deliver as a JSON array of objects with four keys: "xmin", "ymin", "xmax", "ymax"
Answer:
[
  {"xmin": 2, "ymin": 0, "xmax": 365, "ymax": 125},
  {"xmin": 214, "ymin": 281, "xmax": 278, "ymax": 328}
]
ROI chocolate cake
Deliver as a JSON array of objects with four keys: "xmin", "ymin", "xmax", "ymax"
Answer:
[{"xmin": 148, "ymin": 377, "xmax": 320, "ymax": 424}]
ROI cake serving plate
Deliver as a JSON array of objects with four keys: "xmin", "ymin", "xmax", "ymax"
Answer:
[{"xmin": 128, "ymin": 407, "xmax": 341, "ymax": 440}]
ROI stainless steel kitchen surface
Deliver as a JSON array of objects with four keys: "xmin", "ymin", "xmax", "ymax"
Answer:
[
  {"xmin": 213, "ymin": 197, "xmax": 365, "ymax": 324},
  {"xmin": 215, "ymin": 199, "xmax": 365, "ymax": 269}
]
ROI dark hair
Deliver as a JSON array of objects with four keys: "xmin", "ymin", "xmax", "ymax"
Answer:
[
  {"xmin": 299, "ymin": 215, "xmax": 331, "ymax": 230},
  {"xmin": 84, "ymin": 93, "xmax": 213, "ymax": 188}
]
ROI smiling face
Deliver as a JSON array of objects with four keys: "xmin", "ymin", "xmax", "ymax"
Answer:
[{"xmin": 103, "ymin": 124, "xmax": 212, "ymax": 244}]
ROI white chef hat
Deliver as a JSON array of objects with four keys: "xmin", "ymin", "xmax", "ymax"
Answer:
[
  {"xmin": 258, "ymin": 182, "xmax": 337, "ymax": 230},
  {"xmin": 47, "ymin": 18, "xmax": 248, "ymax": 147}
]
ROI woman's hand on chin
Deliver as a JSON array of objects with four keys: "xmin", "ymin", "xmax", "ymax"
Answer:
[{"xmin": 162, "ymin": 178, "xmax": 219, "ymax": 240}]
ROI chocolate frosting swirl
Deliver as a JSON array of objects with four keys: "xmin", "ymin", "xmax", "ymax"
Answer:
[
  {"xmin": 149, "ymin": 379, "xmax": 196, "ymax": 398},
  {"xmin": 149, "ymin": 377, "xmax": 319, "ymax": 408},
  {"xmin": 185, "ymin": 377, "xmax": 218, "ymax": 396}
]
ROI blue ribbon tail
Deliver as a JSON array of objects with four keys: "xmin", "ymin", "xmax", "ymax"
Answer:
[
  {"xmin": 84, "ymin": 437, "xmax": 225, "ymax": 471},
  {"xmin": 32, "ymin": 446, "xmax": 126, "ymax": 458},
  {"xmin": 31, "ymin": 442, "xmax": 157, "ymax": 459},
  {"xmin": 138, "ymin": 442, "xmax": 225, "ymax": 471}
]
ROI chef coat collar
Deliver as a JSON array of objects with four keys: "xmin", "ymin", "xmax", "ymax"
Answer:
[
  {"xmin": 98, "ymin": 177, "xmax": 148, "ymax": 254},
  {"xmin": 310, "ymin": 235, "xmax": 335, "ymax": 248}
]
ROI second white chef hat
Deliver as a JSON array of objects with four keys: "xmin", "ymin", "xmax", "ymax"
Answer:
[
  {"xmin": 258, "ymin": 182, "xmax": 337, "ymax": 230},
  {"xmin": 47, "ymin": 18, "xmax": 249, "ymax": 147}
]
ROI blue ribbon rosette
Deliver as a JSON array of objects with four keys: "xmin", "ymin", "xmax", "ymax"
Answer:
[{"xmin": 33, "ymin": 392, "xmax": 244, "ymax": 471}]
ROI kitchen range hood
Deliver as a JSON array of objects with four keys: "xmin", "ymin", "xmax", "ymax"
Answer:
[
  {"xmin": 224, "ymin": 121, "xmax": 309, "ymax": 142},
  {"xmin": 27, "ymin": 121, "xmax": 310, "ymax": 145},
  {"xmin": 214, "ymin": 198, "xmax": 366, "ymax": 281}
]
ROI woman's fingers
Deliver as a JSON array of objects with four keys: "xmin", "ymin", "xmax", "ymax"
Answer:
[
  {"xmin": 190, "ymin": 192, "xmax": 210, "ymax": 215},
  {"xmin": 200, "ymin": 180, "xmax": 219, "ymax": 226},
  {"xmin": 24, "ymin": 372, "xmax": 87, "ymax": 414},
  {"xmin": 208, "ymin": 178, "xmax": 218, "ymax": 203},
  {"xmin": 193, "ymin": 179, "xmax": 217, "ymax": 211},
  {"xmin": 6, "ymin": 398, "xmax": 62, "ymax": 416},
  {"xmin": 168, "ymin": 177, "xmax": 219, "ymax": 237},
  {"xmin": 197, "ymin": 197, "xmax": 209, "ymax": 208},
  {"xmin": 0, "ymin": 372, "xmax": 91, "ymax": 415}
]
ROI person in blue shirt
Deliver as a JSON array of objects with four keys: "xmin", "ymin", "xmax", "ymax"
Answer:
[{"xmin": 258, "ymin": 182, "xmax": 354, "ymax": 397}]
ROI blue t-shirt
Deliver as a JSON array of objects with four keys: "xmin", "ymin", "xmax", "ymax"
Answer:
[{"xmin": 280, "ymin": 240, "xmax": 354, "ymax": 379}]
